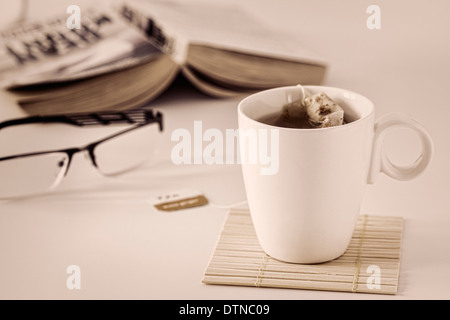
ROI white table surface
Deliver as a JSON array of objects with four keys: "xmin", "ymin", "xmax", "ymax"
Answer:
[{"xmin": 0, "ymin": 0, "xmax": 449, "ymax": 300}]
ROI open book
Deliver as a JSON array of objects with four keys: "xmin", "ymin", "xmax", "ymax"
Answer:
[{"xmin": 0, "ymin": 0, "xmax": 328, "ymax": 115}]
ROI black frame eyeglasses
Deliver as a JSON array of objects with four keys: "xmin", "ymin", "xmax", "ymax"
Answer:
[{"xmin": 0, "ymin": 109, "xmax": 163, "ymax": 199}]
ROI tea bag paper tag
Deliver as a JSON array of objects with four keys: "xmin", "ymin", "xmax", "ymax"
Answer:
[{"xmin": 149, "ymin": 189, "xmax": 208, "ymax": 212}]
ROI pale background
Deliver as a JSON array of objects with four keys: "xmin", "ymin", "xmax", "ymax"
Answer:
[{"xmin": 0, "ymin": 0, "xmax": 449, "ymax": 299}]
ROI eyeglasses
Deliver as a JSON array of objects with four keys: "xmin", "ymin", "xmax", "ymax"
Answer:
[{"xmin": 0, "ymin": 109, "xmax": 163, "ymax": 199}]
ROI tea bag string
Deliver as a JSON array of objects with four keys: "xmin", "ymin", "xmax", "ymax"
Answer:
[
  {"xmin": 286, "ymin": 84, "xmax": 308, "ymax": 105},
  {"xmin": 298, "ymin": 84, "xmax": 308, "ymax": 105},
  {"xmin": 210, "ymin": 200, "xmax": 248, "ymax": 210}
]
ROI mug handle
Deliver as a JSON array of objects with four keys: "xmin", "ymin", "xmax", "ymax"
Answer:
[{"xmin": 367, "ymin": 113, "xmax": 434, "ymax": 184}]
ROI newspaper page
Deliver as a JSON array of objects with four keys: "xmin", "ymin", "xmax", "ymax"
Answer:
[{"xmin": 0, "ymin": 5, "xmax": 162, "ymax": 88}]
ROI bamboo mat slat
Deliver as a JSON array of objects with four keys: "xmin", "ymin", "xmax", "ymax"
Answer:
[{"xmin": 203, "ymin": 209, "xmax": 403, "ymax": 295}]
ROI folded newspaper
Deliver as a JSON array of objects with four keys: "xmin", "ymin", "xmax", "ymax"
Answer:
[
  {"xmin": 0, "ymin": 6, "xmax": 162, "ymax": 87},
  {"xmin": 0, "ymin": 0, "xmax": 328, "ymax": 115}
]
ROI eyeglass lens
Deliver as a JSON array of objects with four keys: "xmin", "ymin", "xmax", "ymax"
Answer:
[
  {"xmin": 94, "ymin": 123, "xmax": 160, "ymax": 176},
  {"xmin": 0, "ymin": 152, "xmax": 69, "ymax": 199}
]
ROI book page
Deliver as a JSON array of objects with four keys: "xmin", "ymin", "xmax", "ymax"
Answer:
[{"xmin": 127, "ymin": 0, "xmax": 328, "ymax": 66}]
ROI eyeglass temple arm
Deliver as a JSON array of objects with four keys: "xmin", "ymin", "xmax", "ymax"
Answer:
[{"xmin": 0, "ymin": 109, "xmax": 163, "ymax": 131}]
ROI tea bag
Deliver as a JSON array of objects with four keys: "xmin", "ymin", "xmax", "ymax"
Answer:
[{"xmin": 303, "ymin": 93, "xmax": 344, "ymax": 128}]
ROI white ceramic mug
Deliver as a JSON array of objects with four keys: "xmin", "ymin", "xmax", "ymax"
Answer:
[{"xmin": 238, "ymin": 86, "xmax": 433, "ymax": 264}]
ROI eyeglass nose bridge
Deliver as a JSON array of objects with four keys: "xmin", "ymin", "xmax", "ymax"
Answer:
[
  {"xmin": 84, "ymin": 145, "xmax": 99, "ymax": 169},
  {"xmin": 61, "ymin": 148, "xmax": 79, "ymax": 177},
  {"xmin": 70, "ymin": 146, "xmax": 100, "ymax": 173},
  {"xmin": 61, "ymin": 146, "xmax": 99, "ymax": 178}
]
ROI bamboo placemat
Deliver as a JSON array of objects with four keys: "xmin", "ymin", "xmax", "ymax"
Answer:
[{"xmin": 203, "ymin": 209, "xmax": 403, "ymax": 295}]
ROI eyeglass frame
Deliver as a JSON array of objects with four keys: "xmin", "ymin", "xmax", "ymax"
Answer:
[{"xmin": 0, "ymin": 108, "xmax": 164, "ymax": 179}]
